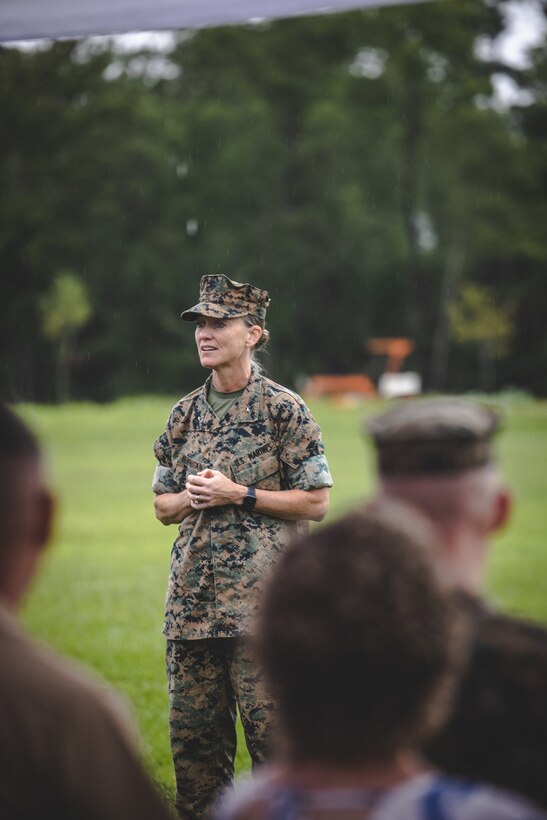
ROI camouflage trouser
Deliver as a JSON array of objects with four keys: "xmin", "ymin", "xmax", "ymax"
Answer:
[{"xmin": 166, "ymin": 637, "xmax": 275, "ymax": 820}]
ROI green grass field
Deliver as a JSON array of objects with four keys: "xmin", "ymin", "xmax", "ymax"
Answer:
[{"xmin": 17, "ymin": 394, "xmax": 547, "ymax": 802}]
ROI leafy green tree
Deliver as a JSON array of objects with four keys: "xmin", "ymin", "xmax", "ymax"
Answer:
[
  {"xmin": 450, "ymin": 284, "xmax": 514, "ymax": 391},
  {"xmin": 41, "ymin": 272, "xmax": 92, "ymax": 402}
]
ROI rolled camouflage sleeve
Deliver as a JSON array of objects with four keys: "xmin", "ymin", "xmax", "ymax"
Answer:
[
  {"xmin": 152, "ymin": 428, "xmax": 178, "ymax": 494},
  {"xmin": 278, "ymin": 402, "xmax": 333, "ymax": 491}
]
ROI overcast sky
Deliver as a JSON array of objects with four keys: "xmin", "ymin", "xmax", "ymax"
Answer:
[{"xmin": 495, "ymin": 0, "xmax": 545, "ymax": 67}]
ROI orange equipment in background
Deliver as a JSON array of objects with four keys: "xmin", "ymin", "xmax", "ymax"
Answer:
[
  {"xmin": 303, "ymin": 373, "xmax": 376, "ymax": 399},
  {"xmin": 301, "ymin": 338, "xmax": 416, "ymax": 402},
  {"xmin": 366, "ymin": 338, "xmax": 414, "ymax": 373}
]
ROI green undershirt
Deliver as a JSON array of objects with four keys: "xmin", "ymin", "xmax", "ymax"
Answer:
[{"xmin": 208, "ymin": 384, "xmax": 245, "ymax": 418}]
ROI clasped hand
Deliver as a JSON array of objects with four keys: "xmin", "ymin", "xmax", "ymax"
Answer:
[{"xmin": 186, "ymin": 469, "xmax": 242, "ymax": 510}]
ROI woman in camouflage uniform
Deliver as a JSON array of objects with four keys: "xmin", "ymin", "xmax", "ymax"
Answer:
[{"xmin": 152, "ymin": 275, "xmax": 332, "ymax": 819}]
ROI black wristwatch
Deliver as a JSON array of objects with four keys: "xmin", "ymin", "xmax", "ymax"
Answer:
[{"xmin": 241, "ymin": 486, "xmax": 257, "ymax": 513}]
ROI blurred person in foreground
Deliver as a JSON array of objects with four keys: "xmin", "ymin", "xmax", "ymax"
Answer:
[
  {"xmin": 367, "ymin": 399, "xmax": 511, "ymax": 597},
  {"xmin": 0, "ymin": 403, "xmax": 172, "ymax": 820},
  {"xmin": 367, "ymin": 398, "xmax": 547, "ymax": 810},
  {"xmin": 214, "ymin": 503, "xmax": 547, "ymax": 819},
  {"xmin": 152, "ymin": 275, "xmax": 332, "ymax": 819}
]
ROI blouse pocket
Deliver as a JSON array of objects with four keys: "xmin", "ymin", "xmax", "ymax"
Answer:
[
  {"xmin": 232, "ymin": 453, "xmax": 281, "ymax": 491},
  {"xmin": 173, "ymin": 452, "xmax": 205, "ymax": 488}
]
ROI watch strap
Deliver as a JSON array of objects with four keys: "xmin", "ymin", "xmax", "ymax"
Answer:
[{"xmin": 241, "ymin": 486, "xmax": 257, "ymax": 513}]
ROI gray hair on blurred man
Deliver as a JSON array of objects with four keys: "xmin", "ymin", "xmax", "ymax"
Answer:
[
  {"xmin": 0, "ymin": 403, "xmax": 172, "ymax": 820},
  {"xmin": 365, "ymin": 397, "xmax": 547, "ymax": 811}
]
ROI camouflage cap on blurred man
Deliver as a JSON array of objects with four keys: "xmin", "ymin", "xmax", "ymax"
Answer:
[
  {"xmin": 181, "ymin": 275, "xmax": 270, "ymax": 323},
  {"xmin": 367, "ymin": 398, "xmax": 500, "ymax": 476}
]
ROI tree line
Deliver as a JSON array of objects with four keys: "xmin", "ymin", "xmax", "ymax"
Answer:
[{"xmin": 1, "ymin": 0, "xmax": 547, "ymax": 402}]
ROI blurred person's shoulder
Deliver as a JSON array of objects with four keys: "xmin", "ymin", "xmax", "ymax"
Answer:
[
  {"xmin": 452, "ymin": 590, "xmax": 547, "ymax": 643},
  {"xmin": 0, "ymin": 602, "xmax": 136, "ymax": 747},
  {"xmin": 425, "ymin": 598, "xmax": 547, "ymax": 812},
  {"xmin": 373, "ymin": 773, "xmax": 547, "ymax": 820},
  {"xmin": 479, "ymin": 605, "xmax": 547, "ymax": 645},
  {"xmin": 0, "ymin": 603, "xmax": 173, "ymax": 820},
  {"xmin": 214, "ymin": 767, "xmax": 282, "ymax": 820}
]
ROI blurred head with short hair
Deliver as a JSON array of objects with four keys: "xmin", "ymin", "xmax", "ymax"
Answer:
[
  {"xmin": 258, "ymin": 501, "xmax": 467, "ymax": 768},
  {"xmin": 366, "ymin": 398, "xmax": 512, "ymax": 594},
  {"xmin": 0, "ymin": 403, "xmax": 54, "ymax": 609}
]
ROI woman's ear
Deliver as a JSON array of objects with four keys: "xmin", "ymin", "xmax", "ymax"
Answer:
[{"xmin": 246, "ymin": 325, "xmax": 263, "ymax": 348}]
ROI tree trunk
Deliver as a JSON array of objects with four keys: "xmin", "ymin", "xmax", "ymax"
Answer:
[
  {"xmin": 430, "ymin": 237, "xmax": 466, "ymax": 391},
  {"xmin": 400, "ymin": 100, "xmax": 423, "ymax": 342},
  {"xmin": 478, "ymin": 341, "xmax": 495, "ymax": 393},
  {"xmin": 56, "ymin": 332, "xmax": 71, "ymax": 404}
]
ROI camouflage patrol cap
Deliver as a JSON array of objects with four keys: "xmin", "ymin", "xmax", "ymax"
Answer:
[
  {"xmin": 181, "ymin": 274, "xmax": 271, "ymax": 322},
  {"xmin": 367, "ymin": 398, "xmax": 500, "ymax": 475}
]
